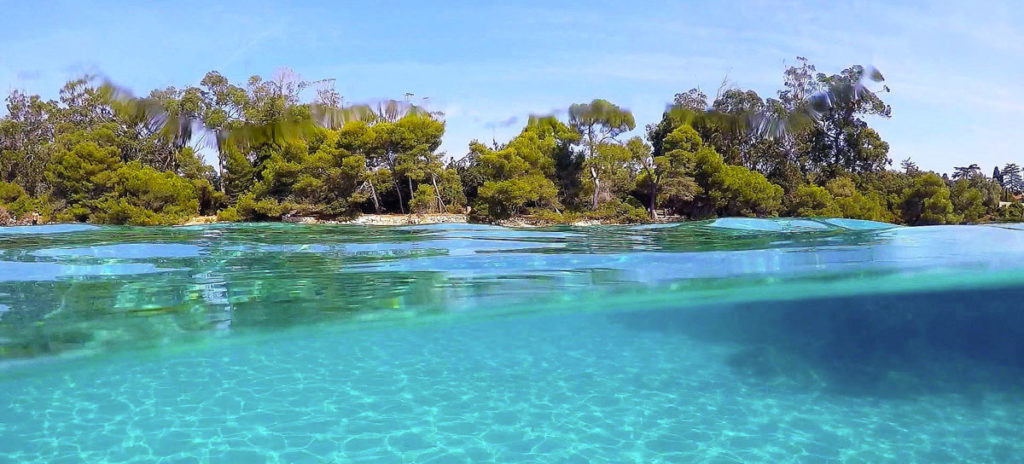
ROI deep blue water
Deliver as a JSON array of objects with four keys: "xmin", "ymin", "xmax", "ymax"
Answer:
[{"xmin": 1, "ymin": 219, "xmax": 1023, "ymax": 462}]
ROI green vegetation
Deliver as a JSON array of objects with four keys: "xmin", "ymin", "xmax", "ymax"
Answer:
[{"xmin": 0, "ymin": 60, "xmax": 1017, "ymax": 226}]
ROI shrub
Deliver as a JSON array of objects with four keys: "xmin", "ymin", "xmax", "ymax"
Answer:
[
  {"xmin": 529, "ymin": 208, "xmax": 583, "ymax": 224},
  {"xmin": 254, "ymin": 198, "xmax": 283, "ymax": 218},
  {"xmin": 217, "ymin": 207, "xmax": 242, "ymax": 222},
  {"xmin": 712, "ymin": 164, "xmax": 783, "ymax": 217},
  {"xmin": 791, "ymin": 185, "xmax": 840, "ymax": 217},
  {"xmin": 999, "ymin": 202, "xmax": 1024, "ymax": 222},
  {"xmin": 477, "ymin": 174, "xmax": 559, "ymax": 219},
  {"xmin": 0, "ymin": 181, "xmax": 33, "ymax": 217},
  {"xmin": 901, "ymin": 173, "xmax": 958, "ymax": 225},
  {"xmin": 586, "ymin": 199, "xmax": 651, "ymax": 224},
  {"xmin": 90, "ymin": 162, "xmax": 199, "ymax": 225},
  {"xmin": 410, "ymin": 184, "xmax": 441, "ymax": 213}
]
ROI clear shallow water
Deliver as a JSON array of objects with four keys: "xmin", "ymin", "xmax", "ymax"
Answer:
[{"xmin": 2, "ymin": 219, "xmax": 1024, "ymax": 462}]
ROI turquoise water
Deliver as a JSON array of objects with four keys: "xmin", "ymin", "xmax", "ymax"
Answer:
[{"xmin": 2, "ymin": 219, "xmax": 1024, "ymax": 462}]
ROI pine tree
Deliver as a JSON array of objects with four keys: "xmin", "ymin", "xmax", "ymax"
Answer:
[{"xmin": 1002, "ymin": 163, "xmax": 1023, "ymax": 195}]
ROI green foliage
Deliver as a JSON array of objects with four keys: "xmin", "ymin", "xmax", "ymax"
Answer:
[
  {"xmin": 712, "ymin": 164, "xmax": 784, "ymax": 217},
  {"xmin": 825, "ymin": 177, "xmax": 892, "ymax": 222},
  {"xmin": 635, "ymin": 127, "xmax": 700, "ymax": 216},
  {"xmin": 686, "ymin": 146, "xmax": 783, "ymax": 218},
  {"xmin": 791, "ymin": 185, "xmax": 840, "ymax": 217},
  {"xmin": 222, "ymin": 143, "xmax": 256, "ymax": 199},
  {"xmin": 1002, "ymin": 163, "xmax": 1023, "ymax": 194},
  {"xmin": 0, "ymin": 181, "xmax": 35, "ymax": 217},
  {"xmin": 91, "ymin": 162, "xmax": 199, "ymax": 225},
  {"xmin": 46, "ymin": 139, "xmax": 121, "ymax": 218},
  {"xmin": 950, "ymin": 179, "xmax": 985, "ymax": 223},
  {"xmin": 901, "ymin": 173, "xmax": 958, "ymax": 225},
  {"xmin": 465, "ymin": 128, "xmax": 564, "ymax": 219},
  {"xmin": 476, "ymin": 174, "xmax": 559, "ymax": 220},
  {"xmin": 216, "ymin": 206, "xmax": 242, "ymax": 222},
  {"xmin": 584, "ymin": 198, "xmax": 651, "ymax": 224},
  {"xmin": 233, "ymin": 194, "xmax": 284, "ymax": 221},
  {"xmin": 177, "ymin": 148, "xmax": 225, "ymax": 214},
  {"xmin": 581, "ymin": 142, "xmax": 636, "ymax": 206},
  {"xmin": 568, "ymin": 100, "xmax": 636, "ymax": 140},
  {"xmin": 435, "ymin": 167, "xmax": 466, "ymax": 213},
  {"xmin": 999, "ymin": 202, "xmax": 1024, "ymax": 222},
  {"xmin": 409, "ymin": 184, "xmax": 440, "ymax": 213},
  {"xmin": 524, "ymin": 116, "xmax": 583, "ymax": 207},
  {"xmin": 569, "ymin": 99, "xmax": 636, "ymax": 209},
  {"xmin": 0, "ymin": 71, "xmax": 1014, "ymax": 228}
]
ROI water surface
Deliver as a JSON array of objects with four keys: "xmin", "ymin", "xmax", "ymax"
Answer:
[{"xmin": 1, "ymin": 219, "xmax": 1023, "ymax": 462}]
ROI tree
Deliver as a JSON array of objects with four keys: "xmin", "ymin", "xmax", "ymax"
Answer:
[
  {"xmin": 950, "ymin": 179, "xmax": 985, "ymax": 223},
  {"xmin": 711, "ymin": 163, "xmax": 784, "ymax": 217},
  {"xmin": 93, "ymin": 162, "xmax": 200, "ymax": 225},
  {"xmin": 568, "ymin": 99, "xmax": 635, "ymax": 209},
  {"xmin": 900, "ymin": 157, "xmax": 920, "ymax": 175},
  {"xmin": 366, "ymin": 113, "xmax": 445, "ymax": 213},
  {"xmin": 786, "ymin": 59, "xmax": 892, "ymax": 174},
  {"xmin": 0, "ymin": 91, "xmax": 57, "ymax": 195},
  {"xmin": 952, "ymin": 164, "xmax": 981, "ymax": 181},
  {"xmin": 634, "ymin": 127, "xmax": 698, "ymax": 218},
  {"xmin": 1002, "ymin": 163, "xmax": 1023, "ymax": 195},
  {"xmin": 466, "ymin": 128, "xmax": 561, "ymax": 219},
  {"xmin": 582, "ymin": 141, "xmax": 635, "ymax": 207},
  {"xmin": 672, "ymin": 88, "xmax": 708, "ymax": 111},
  {"xmin": 45, "ymin": 132, "xmax": 122, "ymax": 220},
  {"xmin": 825, "ymin": 177, "xmax": 892, "ymax": 222},
  {"xmin": 392, "ymin": 113, "xmax": 446, "ymax": 213},
  {"xmin": 791, "ymin": 184, "xmax": 840, "ymax": 217},
  {"xmin": 689, "ymin": 145, "xmax": 783, "ymax": 218},
  {"xmin": 901, "ymin": 173, "xmax": 957, "ymax": 225},
  {"xmin": 523, "ymin": 116, "xmax": 580, "ymax": 207},
  {"xmin": 648, "ymin": 58, "xmax": 891, "ymax": 185},
  {"xmin": 177, "ymin": 147, "xmax": 224, "ymax": 215}
]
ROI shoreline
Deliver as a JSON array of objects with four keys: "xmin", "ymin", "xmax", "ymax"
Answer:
[
  {"xmin": 7, "ymin": 213, "xmax": 691, "ymax": 228},
  {"xmin": 5, "ymin": 212, "xmax": 1006, "ymax": 229}
]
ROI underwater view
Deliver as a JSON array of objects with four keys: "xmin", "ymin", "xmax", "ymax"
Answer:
[{"xmin": 2, "ymin": 219, "xmax": 1024, "ymax": 462}]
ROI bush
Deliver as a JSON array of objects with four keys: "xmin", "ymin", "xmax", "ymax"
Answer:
[
  {"xmin": 410, "ymin": 184, "xmax": 440, "ymax": 213},
  {"xmin": 999, "ymin": 202, "xmax": 1024, "ymax": 222},
  {"xmin": 529, "ymin": 208, "xmax": 583, "ymax": 224},
  {"xmin": 477, "ymin": 174, "xmax": 559, "ymax": 219},
  {"xmin": 901, "ymin": 173, "xmax": 958, "ymax": 225},
  {"xmin": 790, "ymin": 185, "xmax": 840, "ymax": 217},
  {"xmin": 90, "ymin": 162, "xmax": 199, "ymax": 225},
  {"xmin": 255, "ymin": 198, "xmax": 283, "ymax": 218},
  {"xmin": 712, "ymin": 164, "xmax": 783, "ymax": 217},
  {"xmin": 950, "ymin": 179, "xmax": 985, "ymax": 223},
  {"xmin": 586, "ymin": 199, "xmax": 651, "ymax": 224},
  {"xmin": 0, "ymin": 181, "xmax": 33, "ymax": 217},
  {"xmin": 217, "ymin": 207, "xmax": 242, "ymax": 222}
]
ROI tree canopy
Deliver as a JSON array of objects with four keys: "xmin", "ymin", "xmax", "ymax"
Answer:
[{"xmin": 0, "ymin": 60, "xmax": 1014, "ymax": 226}]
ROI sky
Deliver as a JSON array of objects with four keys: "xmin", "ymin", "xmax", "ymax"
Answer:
[{"xmin": 1, "ymin": 0, "xmax": 1022, "ymax": 174}]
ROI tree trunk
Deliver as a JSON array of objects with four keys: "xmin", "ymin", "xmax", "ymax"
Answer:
[
  {"xmin": 407, "ymin": 177, "xmax": 414, "ymax": 212},
  {"xmin": 590, "ymin": 166, "xmax": 601, "ymax": 210},
  {"xmin": 395, "ymin": 179, "xmax": 405, "ymax": 214},
  {"xmin": 217, "ymin": 141, "xmax": 227, "ymax": 194},
  {"xmin": 368, "ymin": 179, "xmax": 381, "ymax": 214},
  {"xmin": 649, "ymin": 182, "xmax": 658, "ymax": 220},
  {"xmin": 431, "ymin": 174, "xmax": 446, "ymax": 213}
]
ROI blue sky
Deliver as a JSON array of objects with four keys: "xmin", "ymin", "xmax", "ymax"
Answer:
[{"xmin": 2, "ymin": 0, "xmax": 1022, "ymax": 174}]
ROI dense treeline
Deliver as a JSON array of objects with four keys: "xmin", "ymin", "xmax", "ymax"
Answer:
[{"xmin": 0, "ymin": 59, "xmax": 1017, "ymax": 226}]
